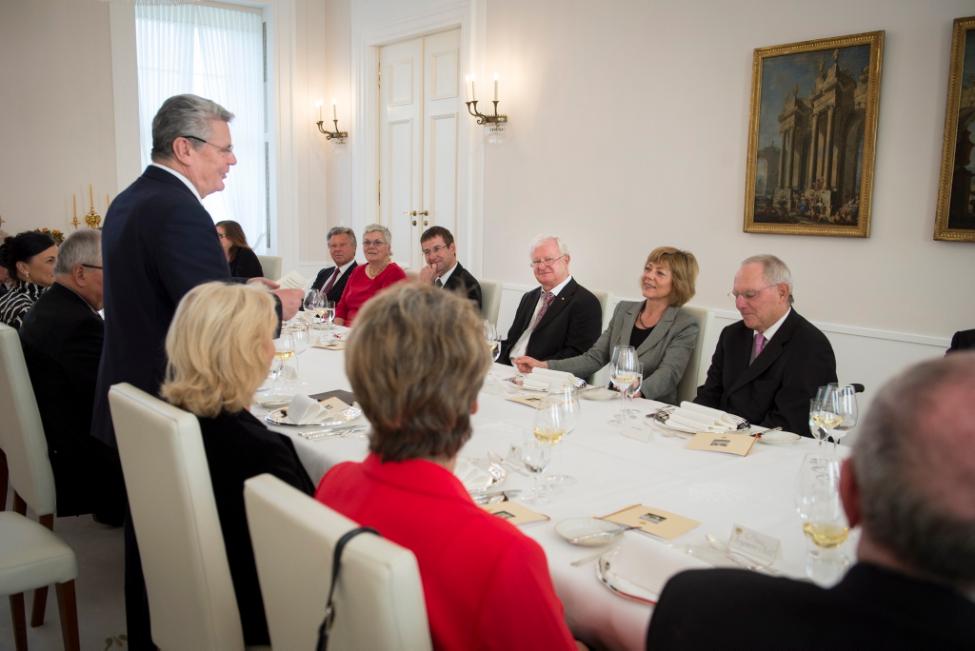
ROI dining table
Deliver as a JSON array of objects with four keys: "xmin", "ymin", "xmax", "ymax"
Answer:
[{"xmin": 258, "ymin": 327, "xmax": 853, "ymax": 651}]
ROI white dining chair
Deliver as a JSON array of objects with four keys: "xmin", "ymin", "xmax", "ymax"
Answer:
[
  {"xmin": 0, "ymin": 324, "xmax": 79, "ymax": 650},
  {"xmin": 479, "ymin": 279, "xmax": 501, "ymax": 324},
  {"xmin": 676, "ymin": 304, "xmax": 709, "ymax": 403},
  {"xmin": 256, "ymin": 255, "xmax": 282, "ymax": 281},
  {"xmin": 108, "ymin": 383, "xmax": 267, "ymax": 650},
  {"xmin": 244, "ymin": 474, "xmax": 432, "ymax": 651}
]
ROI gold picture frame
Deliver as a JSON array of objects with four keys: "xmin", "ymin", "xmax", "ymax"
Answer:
[
  {"xmin": 744, "ymin": 31, "xmax": 884, "ymax": 237},
  {"xmin": 934, "ymin": 16, "xmax": 975, "ymax": 242}
]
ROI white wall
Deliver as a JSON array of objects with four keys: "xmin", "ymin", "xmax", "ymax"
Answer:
[{"xmin": 0, "ymin": 0, "xmax": 117, "ymax": 235}]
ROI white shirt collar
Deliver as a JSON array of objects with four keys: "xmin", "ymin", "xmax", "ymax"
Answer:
[
  {"xmin": 437, "ymin": 262, "xmax": 459, "ymax": 286},
  {"xmin": 150, "ymin": 162, "xmax": 202, "ymax": 202},
  {"xmin": 334, "ymin": 260, "xmax": 355, "ymax": 275},
  {"xmin": 756, "ymin": 307, "xmax": 791, "ymax": 342},
  {"xmin": 542, "ymin": 274, "xmax": 573, "ymax": 297}
]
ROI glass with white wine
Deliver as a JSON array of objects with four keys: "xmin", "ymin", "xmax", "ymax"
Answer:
[
  {"xmin": 522, "ymin": 400, "xmax": 569, "ymax": 501},
  {"xmin": 484, "ymin": 321, "xmax": 502, "ymax": 363},
  {"xmin": 796, "ymin": 454, "xmax": 850, "ymax": 585},
  {"xmin": 304, "ymin": 290, "xmax": 325, "ymax": 327},
  {"xmin": 271, "ymin": 333, "xmax": 296, "ymax": 391},
  {"xmin": 808, "ymin": 384, "xmax": 840, "ymax": 447},
  {"xmin": 610, "ymin": 347, "xmax": 643, "ymax": 424}
]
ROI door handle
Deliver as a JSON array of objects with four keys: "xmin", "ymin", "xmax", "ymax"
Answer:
[{"xmin": 417, "ymin": 210, "xmax": 429, "ymax": 216}]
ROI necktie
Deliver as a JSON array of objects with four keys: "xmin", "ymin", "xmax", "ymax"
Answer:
[
  {"xmin": 531, "ymin": 291, "xmax": 555, "ymax": 330},
  {"xmin": 435, "ymin": 278, "xmax": 443, "ymax": 288},
  {"xmin": 321, "ymin": 268, "xmax": 339, "ymax": 296},
  {"xmin": 750, "ymin": 333, "xmax": 766, "ymax": 364}
]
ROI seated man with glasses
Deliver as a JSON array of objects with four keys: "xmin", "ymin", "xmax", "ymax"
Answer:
[
  {"xmin": 417, "ymin": 225, "xmax": 481, "ymax": 309},
  {"xmin": 498, "ymin": 235, "xmax": 601, "ymax": 366},
  {"xmin": 694, "ymin": 254, "xmax": 836, "ymax": 437}
]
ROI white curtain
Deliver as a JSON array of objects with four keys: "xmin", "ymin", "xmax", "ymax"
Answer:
[{"xmin": 135, "ymin": 3, "xmax": 268, "ymax": 252}]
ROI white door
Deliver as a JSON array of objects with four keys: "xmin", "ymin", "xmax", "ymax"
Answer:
[{"xmin": 379, "ymin": 28, "xmax": 460, "ymax": 270}]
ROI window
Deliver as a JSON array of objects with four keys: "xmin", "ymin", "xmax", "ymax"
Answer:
[{"xmin": 135, "ymin": 2, "xmax": 269, "ymax": 251}]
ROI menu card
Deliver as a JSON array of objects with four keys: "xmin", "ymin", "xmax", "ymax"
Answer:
[
  {"xmin": 687, "ymin": 432, "xmax": 756, "ymax": 456},
  {"xmin": 482, "ymin": 500, "xmax": 549, "ymax": 525},
  {"xmin": 505, "ymin": 394, "xmax": 547, "ymax": 409},
  {"xmin": 600, "ymin": 504, "xmax": 700, "ymax": 540}
]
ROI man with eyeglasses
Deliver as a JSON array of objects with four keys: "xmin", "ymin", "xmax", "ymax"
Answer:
[
  {"xmin": 311, "ymin": 226, "xmax": 359, "ymax": 303},
  {"xmin": 694, "ymin": 254, "xmax": 836, "ymax": 437},
  {"xmin": 418, "ymin": 225, "xmax": 482, "ymax": 309},
  {"xmin": 499, "ymin": 235, "xmax": 601, "ymax": 366}
]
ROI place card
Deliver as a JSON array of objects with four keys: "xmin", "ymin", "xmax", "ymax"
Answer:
[
  {"xmin": 727, "ymin": 524, "xmax": 780, "ymax": 567},
  {"xmin": 505, "ymin": 394, "xmax": 547, "ymax": 409},
  {"xmin": 687, "ymin": 432, "xmax": 755, "ymax": 456},
  {"xmin": 313, "ymin": 339, "xmax": 346, "ymax": 351},
  {"xmin": 318, "ymin": 396, "xmax": 351, "ymax": 414},
  {"xmin": 482, "ymin": 500, "xmax": 549, "ymax": 526},
  {"xmin": 309, "ymin": 390, "xmax": 356, "ymax": 406},
  {"xmin": 600, "ymin": 504, "xmax": 700, "ymax": 540}
]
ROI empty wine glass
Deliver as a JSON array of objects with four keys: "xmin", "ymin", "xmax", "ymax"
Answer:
[
  {"xmin": 304, "ymin": 290, "xmax": 325, "ymax": 326},
  {"xmin": 290, "ymin": 322, "xmax": 310, "ymax": 363},
  {"xmin": 550, "ymin": 386, "xmax": 581, "ymax": 435},
  {"xmin": 828, "ymin": 385, "xmax": 858, "ymax": 452},
  {"xmin": 520, "ymin": 436, "xmax": 553, "ymax": 503}
]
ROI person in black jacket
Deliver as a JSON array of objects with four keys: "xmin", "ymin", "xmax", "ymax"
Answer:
[
  {"xmin": 417, "ymin": 225, "xmax": 482, "ymax": 310},
  {"xmin": 216, "ymin": 219, "xmax": 264, "ymax": 279},
  {"xmin": 161, "ymin": 281, "xmax": 313, "ymax": 647},
  {"xmin": 695, "ymin": 254, "xmax": 836, "ymax": 436},
  {"xmin": 648, "ymin": 353, "xmax": 975, "ymax": 650},
  {"xmin": 310, "ymin": 225, "xmax": 358, "ymax": 303},
  {"xmin": 20, "ymin": 229, "xmax": 124, "ymax": 523}
]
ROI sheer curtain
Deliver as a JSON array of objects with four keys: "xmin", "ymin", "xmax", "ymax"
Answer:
[{"xmin": 135, "ymin": 3, "xmax": 268, "ymax": 252}]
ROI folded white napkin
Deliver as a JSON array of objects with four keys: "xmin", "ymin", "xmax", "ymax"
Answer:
[
  {"xmin": 680, "ymin": 401, "xmax": 741, "ymax": 425},
  {"xmin": 607, "ymin": 537, "xmax": 711, "ymax": 601},
  {"xmin": 529, "ymin": 367, "xmax": 578, "ymax": 391},
  {"xmin": 664, "ymin": 411, "xmax": 733, "ymax": 434},
  {"xmin": 287, "ymin": 394, "xmax": 325, "ymax": 425},
  {"xmin": 520, "ymin": 377, "xmax": 550, "ymax": 392}
]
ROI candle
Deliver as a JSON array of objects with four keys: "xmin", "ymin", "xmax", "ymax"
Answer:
[
  {"xmin": 88, "ymin": 184, "xmax": 94, "ymax": 211},
  {"xmin": 493, "ymin": 72, "xmax": 498, "ymax": 101},
  {"xmin": 72, "ymin": 194, "xmax": 77, "ymax": 220},
  {"xmin": 470, "ymin": 76, "xmax": 476, "ymax": 102},
  {"xmin": 331, "ymin": 98, "xmax": 337, "ymax": 121},
  {"xmin": 315, "ymin": 99, "xmax": 323, "ymax": 122}
]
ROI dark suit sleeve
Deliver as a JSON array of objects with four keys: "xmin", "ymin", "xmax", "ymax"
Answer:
[
  {"xmin": 695, "ymin": 328, "xmax": 728, "ymax": 408},
  {"xmin": 547, "ymin": 291, "xmax": 601, "ymax": 361},
  {"xmin": 60, "ymin": 315, "xmax": 104, "ymax": 388},
  {"xmin": 467, "ymin": 280, "xmax": 483, "ymax": 311},
  {"xmin": 763, "ymin": 329, "xmax": 837, "ymax": 435},
  {"xmin": 155, "ymin": 203, "xmax": 234, "ymax": 304}
]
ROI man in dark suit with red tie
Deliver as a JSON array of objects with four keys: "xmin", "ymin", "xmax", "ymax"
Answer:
[
  {"xmin": 501, "ymin": 235, "xmax": 601, "ymax": 366},
  {"xmin": 310, "ymin": 226, "xmax": 358, "ymax": 303},
  {"xmin": 694, "ymin": 254, "xmax": 836, "ymax": 437},
  {"xmin": 648, "ymin": 353, "xmax": 975, "ymax": 649}
]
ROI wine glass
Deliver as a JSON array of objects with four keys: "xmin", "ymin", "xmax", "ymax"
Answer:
[
  {"xmin": 550, "ymin": 386, "xmax": 580, "ymax": 435},
  {"xmin": 541, "ymin": 392, "xmax": 577, "ymax": 487},
  {"xmin": 796, "ymin": 454, "xmax": 849, "ymax": 585},
  {"xmin": 289, "ymin": 322, "xmax": 310, "ymax": 364},
  {"xmin": 808, "ymin": 384, "xmax": 839, "ymax": 447},
  {"xmin": 610, "ymin": 349, "xmax": 642, "ymax": 424},
  {"xmin": 271, "ymin": 333, "xmax": 296, "ymax": 391},
  {"xmin": 520, "ymin": 435, "xmax": 553, "ymax": 503},
  {"xmin": 304, "ymin": 290, "xmax": 325, "ymax": 326},
  {"xmin": 484, "ymin": 321, "xmax": 502, "ymax": 363},
  {"xmin": 828, "ymin": 385, "xmax": 858, "ymax": 452},
  {"xmin": 322, "ymin": 298, "xmax": 336, "ymax": 330},
  {"xmin": 522, "ymin": 402, "xmax": 566, "ymax": 502}
]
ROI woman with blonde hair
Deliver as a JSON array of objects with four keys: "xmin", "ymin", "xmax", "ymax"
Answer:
[
  {"xmin": 316, "ymin": 283, "xmax": 577, "ymax": 650},
  {"xmin": 160, "ymin": 281, "xmax": 313, "ymax": 646},
  {"xmin": 515, "ymin": 246, "xmax": 700, "ymax": 404},
  {"xmin": 333, "ymin": 223, "xmax": 406, "ymax": 325}
]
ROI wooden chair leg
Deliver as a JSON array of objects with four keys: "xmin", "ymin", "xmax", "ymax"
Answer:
[
  {"xmin": 56, "ymin": 581, "xmax": 80, "ymax": 651},
  {"xmin": 9, "ymin": 592, "xmax": 27, "ymax": 651},
  {"xmin": 0, "ymin": 449, "xmax": 8, "ymax": 511},
  {"xmin": 29, "ymin": 514, "xmax": 54, "ymax": 627}
]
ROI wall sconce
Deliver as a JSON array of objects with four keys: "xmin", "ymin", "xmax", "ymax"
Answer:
[
  {"xmin": 315, "ymin": 99, "xmax": 348, "ymax": 143},
  {"xmin": 465, "ymin": 74, "xmax": 507, "ymax": 143}
]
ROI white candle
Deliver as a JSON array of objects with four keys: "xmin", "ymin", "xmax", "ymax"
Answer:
[
  {"xmin": 331, "ymin": 98, "xmax": 337, "ymax": 121},
  {"xmin": 493, "ymin": 72, "xmax": 498, "ymax": 101},
  {"xmin": 470, "ymin": 76, "xmax": 477, "ymax": 102}
]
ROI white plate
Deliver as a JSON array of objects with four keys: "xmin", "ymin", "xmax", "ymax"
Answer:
[
  {"xmin": 264, "ymin": 404, "xmax": 362, "ymax": 427},
  {"xmin": 254, "ymin": 393, "xmax": 292, "ymax": 409},
  {"xmin": 556, "ymin": 518, "xmax": 626, "ymax": 547},
  {"xmin": 581, "ymin": 387, "xmax": 618, "ymax": 401},
  {"xmin": 756, "ymin": 429, "xmax": 801, "ymax": 445}
]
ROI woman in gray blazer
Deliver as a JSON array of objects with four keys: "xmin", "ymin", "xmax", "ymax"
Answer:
[{"xmin": 514, "ymin": 247, "xmax": 699, "ymax": 404}]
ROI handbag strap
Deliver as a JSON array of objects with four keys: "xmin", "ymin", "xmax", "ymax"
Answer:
[{"xmin": 316, "ymin": 525, "xmax": 381, "ymax": 651}]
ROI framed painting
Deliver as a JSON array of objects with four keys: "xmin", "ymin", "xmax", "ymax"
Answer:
[
  {"xmin": 934, "ymin": 16, "xmax": 975, "ymax": 242},
  {"xmin": 743, "ymin": 31, "xmax": 884, "ymax": 237}
]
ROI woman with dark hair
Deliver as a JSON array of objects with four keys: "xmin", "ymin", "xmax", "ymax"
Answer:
[
  {"xmin": 216, "ymin": 220, "xmax": 264, "ymax": 279},
  {"xmin": 0, "ymin": 230, "xmax": 58, "ymax": 329}
]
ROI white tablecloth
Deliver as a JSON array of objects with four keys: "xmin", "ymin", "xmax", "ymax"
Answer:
[{"xmin": 260, "ymin": 339, "xmax": 848, "ymax": 651}]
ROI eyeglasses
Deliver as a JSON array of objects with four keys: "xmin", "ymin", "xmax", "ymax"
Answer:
[
  {"xmin": 529, "ymin": 255, "xmax": 566, "ymax": 268},
  {"xmin": 181, "ymin": 135, "xmax": 234, "ymax": 155},
  {"xmin": 81, "ymin": 263, "xmax": 103, "ymax": 270},
  {"xmin": 363, "ymin": 239, "xmax": 387, "ymax": 247},
  {"xmin": 422, "ymin": 244, "xmax": 448, "ymax": 256},
  {"xmin": 728, "ymin": 284, "xmax": 774, "ymax": 301}
]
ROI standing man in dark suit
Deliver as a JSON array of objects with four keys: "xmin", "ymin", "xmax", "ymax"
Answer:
[
  {"xmin": 500, "ymin": 235, "xmax": 601, "ymax": 366},
  {"xmin": 91, "ymin": 94, "xmax": 301, "ymax": 648},
  {"xmin": 417, "ymin": 225, "xmax": 482, "ymax": 310},
  {"xmin": 310, "ymin": 225, "xmax": 358, "ymax": 303},
  {"xmin": 648, "ymin": 353, "xmax": 975, "ymax": 649},
  {"xmin": 694, "ymin": 254, "xmax": 835, "ymax": 436},
  {"xmin": 20, "ymin": 229, "xmax": 123, "ymax": 524}
]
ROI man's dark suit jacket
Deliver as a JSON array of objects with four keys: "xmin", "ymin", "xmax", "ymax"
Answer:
[
  {"xmin": 310, "ymin": 261, "xmax": 357, "ymax": 303},
  {"xmin": 199, "ymin": 409, "xmax": 314, "ymax": 646},
  {"xmin": 499, "ymin": 278, "xmax": 601, "ymax": 365},
  {"xmin": 91, "ymin": 165, "xmax": 237, "ymax": 448},
  {"xmin": 440, "ymin": 261, "xmax": 482, "ymax": 310},
  {"xmin": 695, "ymin": 309, "xmax": 836, "ymax": 437},
  {"xmin": 947, "ymin": 328, "xmax": 975, "ymax": 354},
  {"xmin": 19, "ymin": 282, "xmax": 123, "ymax": 519},
  {"xmin": 646, "ymin": 563, "xmax": 975, "ymax": 650}
]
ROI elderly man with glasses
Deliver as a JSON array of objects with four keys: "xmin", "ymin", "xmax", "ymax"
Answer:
[
  {"xmin": 499, "ymin": 235, "xmax": 601, "ymax": 366},
  {"xmin": 694, "ymin": 254, "xmax": 836, "ymax": 437}
]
